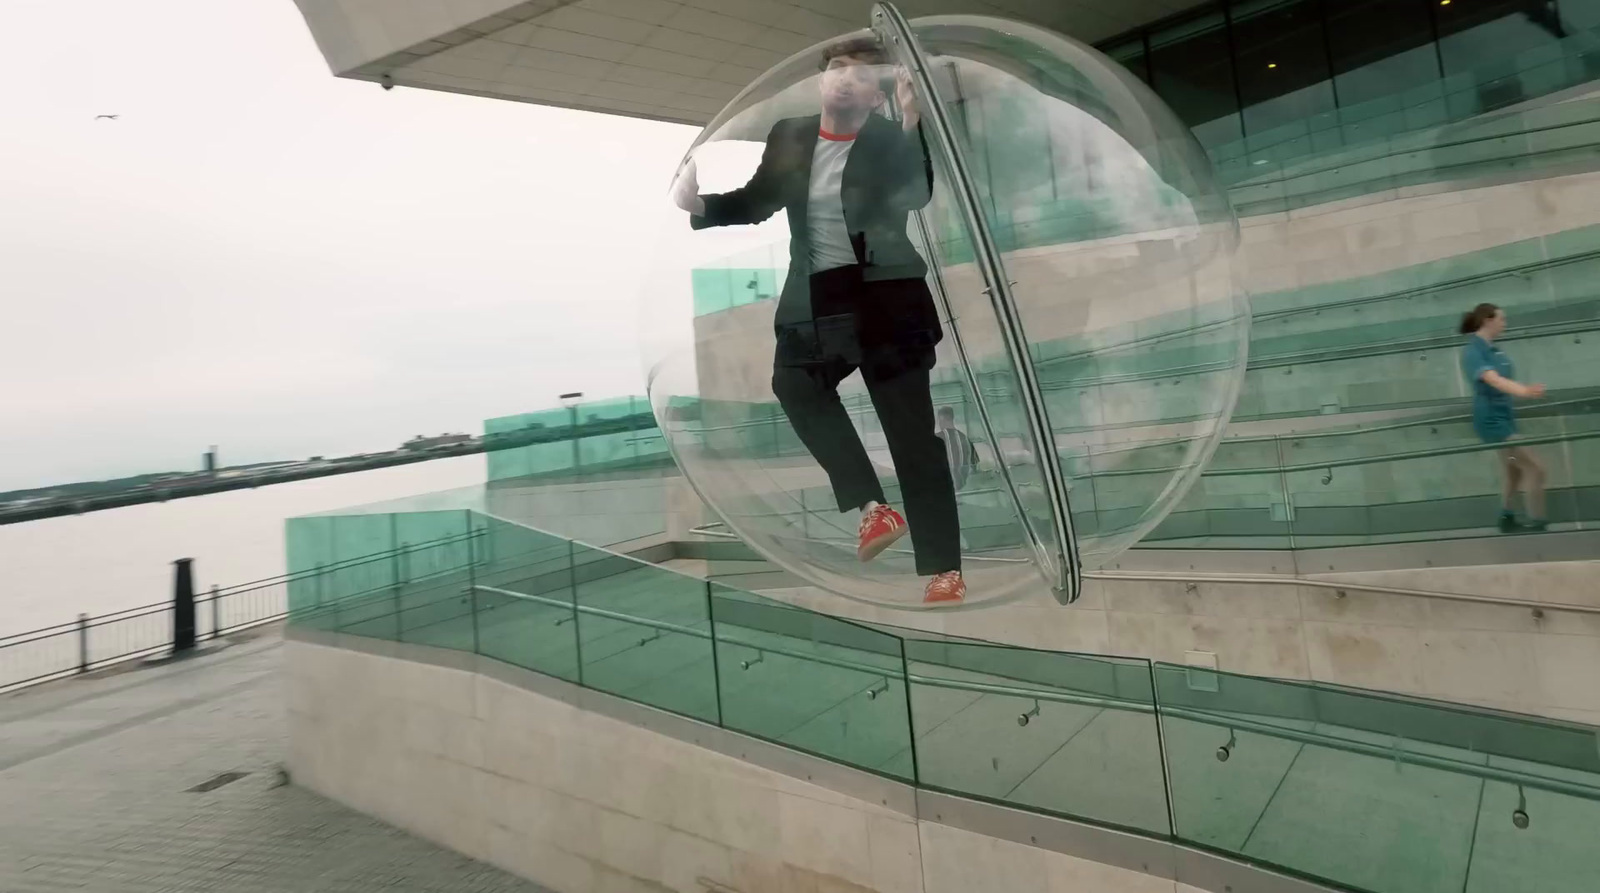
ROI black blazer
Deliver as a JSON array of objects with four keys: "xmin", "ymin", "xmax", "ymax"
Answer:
[{"xmin": 691, "ymin": 113, "xmax": 941, "ymax": 356}]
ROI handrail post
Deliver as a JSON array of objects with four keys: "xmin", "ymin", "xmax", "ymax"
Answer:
[
  {"xmin": 1274, "ymin": 435, "xmax": 1296, "ymax": 550},
  {"xmin": 466, "ymin": 512, "xmax": 480, "ymax": 654},
  {"xmin": 77, "ymin": 613, "xmax": 90, "ymax": 674},
  {"xmin": 393, "ymin": 543, "xmax": 407, "ymax": 641},
  {"xmin": 897, "ymin": 636, "xmax": 919, "ymax": 785},
  {"xmin": 210, "ymin": 585, "xmax": 221, "ymax": 639},
  {"xmin": 568, "ymin": 539, "xmax": 584, "ymax": 685},
  {"xmin": 706, "ymin": 580, "xmax": 724, "ymax": 727}
]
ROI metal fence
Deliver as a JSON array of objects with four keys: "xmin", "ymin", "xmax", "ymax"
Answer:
[{"xmin": 0, "ymin": 539, "xmax": 447, "ymax": 695}]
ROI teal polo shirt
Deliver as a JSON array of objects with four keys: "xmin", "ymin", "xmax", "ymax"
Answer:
[{"xmin": 1461, "ymin": 333, "xmax": 1516, "ymax": 444}]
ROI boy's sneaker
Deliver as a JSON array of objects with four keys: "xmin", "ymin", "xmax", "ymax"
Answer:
[{"xmin": 1498, "ymin": 511, "xmax": 1520, "ymax": 533}]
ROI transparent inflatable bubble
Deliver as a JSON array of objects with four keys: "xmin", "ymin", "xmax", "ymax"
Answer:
[{"xmin": 643, "ymin": 7, "xmax": 1248, "ymax": 611}]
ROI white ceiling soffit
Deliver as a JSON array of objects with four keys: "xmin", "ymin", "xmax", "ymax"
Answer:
[{"xmin": 292, "ymin": 0, "xmax": 1204, "ymax": 125}]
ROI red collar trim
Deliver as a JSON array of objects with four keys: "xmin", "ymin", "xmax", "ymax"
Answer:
[{"xmin": 818, "ymin": 128, "xmax": 858, "ymax": 141}]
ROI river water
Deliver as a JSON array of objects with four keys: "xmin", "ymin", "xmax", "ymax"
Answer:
[{"xmin": 0, "ymin": 456, "xmax": 486, "ymax": 637}]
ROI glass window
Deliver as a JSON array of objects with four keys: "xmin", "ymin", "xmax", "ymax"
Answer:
[
  {"xmin": 1326, "ymin": 0, "xmax": 1441, "ymax": 110},
  {"xmin": 1148, "ymin": 10, "xmax": 1244, "ymax": 147},
  {"xmin": 1229, "ymin": 0, "xmax": 1337, "ymax": 138},
  {"xmin": 1435, "ymin": 0, "xmax": 1565, "ymax": 79},
  {"xmin": 1105, "ymin": 37, "xmax": 1150, "ymax": 84}
]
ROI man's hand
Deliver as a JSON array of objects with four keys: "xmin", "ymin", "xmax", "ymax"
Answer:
[
  {"xmin": 672, "ymin": 159, "xmax": 705, "ymax": 215},
  {"xmin": 895, "ymin": 68, "xmax": 920, "ymax": 130}
]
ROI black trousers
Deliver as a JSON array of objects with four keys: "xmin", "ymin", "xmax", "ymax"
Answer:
[{"xmin": 770, "ymin": 266, "xmax": 962, "ymax": 576}]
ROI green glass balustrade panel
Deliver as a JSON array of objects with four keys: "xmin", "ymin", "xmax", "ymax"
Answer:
[
  {"xmin": 1145, "ymin": 483, "xmax": 1294, "ymax": 548},
  {"xmin": 1155, "ymin": 663, "xmax": 1477, "ymax": 893},
  {"xmin": 331, "ymin": 586, "xmax": 408, "ymax": 643},
  {"xmin": 1279, "ymin": 425, "xmax": 1600, "ymax": 544},
  {"xmin": 1465, "ymin": 779, "xmax": 1600, "ymax": 893},
  {"xmin": 710, "ymin": 585, "xmax": 912, "ymax": 779},
  {"xmin": 285, "ymin": 515, "xmax": 335, "ymax": 618},
  {"xmin": 395, "ymin": 511, "xmax": 475, "ymax": 584},
  {"xmin": 573, "ymin": 396, "xmax": 651, "ymax": 472},
  {"xmin": 691, "ymin": 268, "xmax": 736, "ymax": 316},
  {"xmin": 472, "ymin": 515, "xmax": 582, "ymax": 682},
  {"xmin": 483, "ymin": 397, "xmax": 666, "ymax": 484},
  {"xmin": 394, "ymin": 512, "xmax": 487, "ymax": 651},
  {"xmin": 906, "ymin": 638, "xmax": 1168, "ymax": 836},
  {"xmin": 324, "ymin": 513, "xmax": 397, "ymax": 606},
  {"xmin": 1154, "ymin": 663, "xmax": 1600, "ymax": 893},
  {"xmin": 571, "ymin": 544, "xmax": 718, "ymax": 723}
]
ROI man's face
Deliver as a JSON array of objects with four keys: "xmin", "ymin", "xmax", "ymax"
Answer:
[{"xmin": 820, "ymin": 55, "xmax": 887, "ymax": 115}]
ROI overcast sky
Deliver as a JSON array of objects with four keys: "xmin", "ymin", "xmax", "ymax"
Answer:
[{"xmin": 1, "ymin": 0, "xmax": 695, "ymax": 492}]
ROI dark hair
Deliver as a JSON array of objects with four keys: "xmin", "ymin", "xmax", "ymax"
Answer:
[
  {"xmin": 819, "ymin": 36, "xmax": 893, "ymax": 92},
  {"xmin": 1460, "ymin": 302, "xmax": 1500, "ymax": 334},
  {"xmin": 821, "ymin": 36, "xmax": 887, "ymax": 67}
]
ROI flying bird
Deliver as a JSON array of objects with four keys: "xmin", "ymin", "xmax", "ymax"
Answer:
[{"xmin": 94, "ymin": 114, "xmax": 119, "ymax": 120}]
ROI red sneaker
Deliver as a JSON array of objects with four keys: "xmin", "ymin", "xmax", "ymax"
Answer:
[
  {"xmin": 924, "ymin": 571, "xmax": 966, "ymax": 605},
  {"xmin": 857, "ymin": 504, "xmax": 907, "ymax": 561}
]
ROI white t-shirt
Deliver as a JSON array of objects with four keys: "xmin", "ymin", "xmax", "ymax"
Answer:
[{"xmin": 807, "ymin": 131, "xmax": 858, "ymax": 271}]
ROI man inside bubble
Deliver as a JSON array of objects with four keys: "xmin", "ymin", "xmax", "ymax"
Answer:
[{"xmin": 672, "ymin": 36, "xmax": 966, "ymax": 604}]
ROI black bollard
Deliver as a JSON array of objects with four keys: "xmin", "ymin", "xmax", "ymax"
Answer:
[{"xmin": 173, "ymin": 558, "xmax": 197, "ymax": 654}]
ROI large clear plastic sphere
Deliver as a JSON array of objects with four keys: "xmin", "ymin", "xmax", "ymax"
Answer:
[{"xmin": 643, "ymin": 15, "xmax": 1248, "ymax": 611}]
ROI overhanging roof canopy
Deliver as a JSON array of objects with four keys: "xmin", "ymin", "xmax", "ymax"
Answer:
[{"xmin": 292, "ymin": 0, "xmax": 1202, "ymax": 125}]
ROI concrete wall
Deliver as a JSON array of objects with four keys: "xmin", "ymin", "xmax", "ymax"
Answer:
[
  {"xmin": 1239, "ymin": 167, "xmax": 1600, "ymax": 299},
  {"xmin": 765, "ymin": 558, "xmax": 1600, "ymax": 726},
  {"xmin": 286, "ymin": 637, "xmax": 1252, "ymax": 893}
]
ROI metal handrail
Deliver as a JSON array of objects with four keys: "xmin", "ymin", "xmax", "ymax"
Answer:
[
  {"xmin": 1084, "ymin": 571, "xmax": 1600, "ymax": 617},
  {"xmin": 0, "ymin": 532, "xmax": 479, "ymax": 649},
  {"xmin": 687, "ymin": 521, "xmax": 1600, "ymax": 617},
  {"xmin": 0, "ymin": 531, "xmax": 487, "ymax": 692},
  {"xmin": 1088, "ymin": 425, "xmax": 1600, "ymax": 479}
]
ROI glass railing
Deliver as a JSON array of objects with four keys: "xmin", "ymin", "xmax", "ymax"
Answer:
[
  {"xmin": 285, "ymin": 481, "xmax": 680, "ymax": 596},
  {"xmin": 1087, "ymin": 395, "xmax": 1600, "ymax": 547},
  {"xmin": 651, "ymin": 387, "xmax": 1600, "ymax": 549},
  {"xmin": 483, "ymin": 397, "xmax": 670, "ymax": 483},
  {"xmin": 1223, "ymin": 95, "xmax": 1600, "ymax": 217},
  {"xmin": 931, "ymin": 75, "xmax": 1600, "ymax": 254},
  {"xmin": 288, "ymin": 509, "xmax": 1600, "ymax": 893},
  {"xmin": 689, "ymin": 217, "xmax": 1600, "ymax": 422}
]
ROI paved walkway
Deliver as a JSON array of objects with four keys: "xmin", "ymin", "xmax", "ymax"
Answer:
[{"xmin": 0, "ymin": 626, "xmax": 550, "ymax": 893}]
